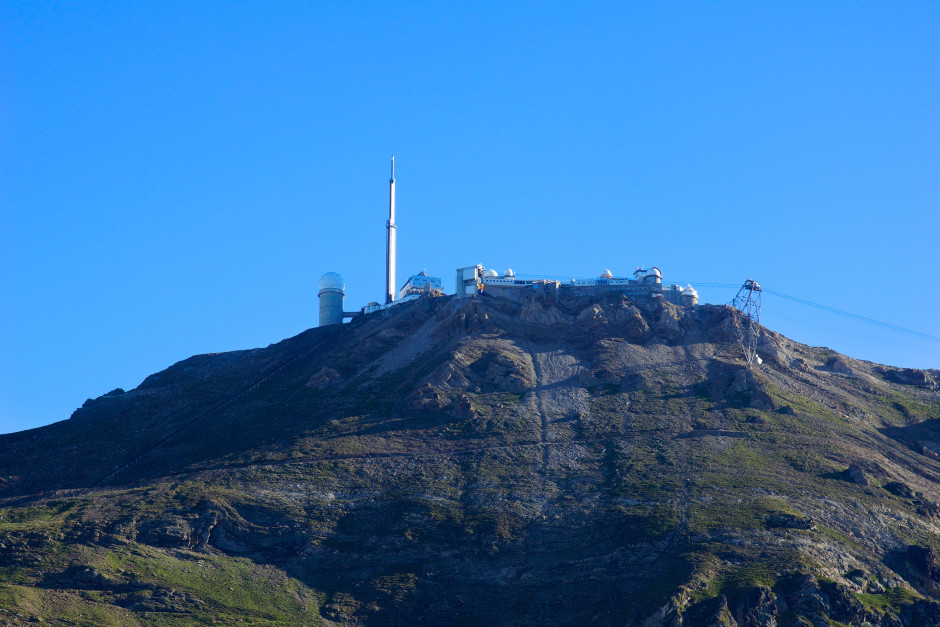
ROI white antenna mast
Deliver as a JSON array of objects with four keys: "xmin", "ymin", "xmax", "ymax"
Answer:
[{"xmin": 385, "ymin": 156, "xmax": 397, "ymax": 305}]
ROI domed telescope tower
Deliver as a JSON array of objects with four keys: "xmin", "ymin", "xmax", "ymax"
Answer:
[
  {"xmin": 318, "ymin": 272, "xmax": 345, "ymax": 326},
  {"xmin": 680, "ymin": 285, "xmax": 699, "ymax": 307}
]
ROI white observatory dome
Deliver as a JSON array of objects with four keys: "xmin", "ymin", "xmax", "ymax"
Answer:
[
  {"xmin": 600, "ymin": 269, "xmax": 613, "ymax": 279},
  {"xmin": 483, "ymin": 268, "xmax": 499, "ymax": 278},
  {"xmin": 646, "ymin": 267, "xmax": 662, "ymax": 279},
  {"xmin": 319, "ymin": 272, "xmax": 345, "ymax": 293},
  {"xmin": 503, "ymin": 268, "xmax": 515, "ymax": 277},
  {"xmin": 680, "ymin": 284, "xmax": 699, "ymax": 306}
]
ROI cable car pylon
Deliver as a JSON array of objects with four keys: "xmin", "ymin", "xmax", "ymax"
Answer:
[{"xmin": 733, "ymin": 279, "xmax": 763, "ymax": 366}]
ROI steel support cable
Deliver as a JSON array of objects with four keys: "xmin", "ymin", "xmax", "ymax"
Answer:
[
  {"xmin": 760, "ymin": 288, "xmax": 940, "ymax": 342},
  {"xmin": 671, "ymin": 282, "xmax": 938, "ymax": 342}
]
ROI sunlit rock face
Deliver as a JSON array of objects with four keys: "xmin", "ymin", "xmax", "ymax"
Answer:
[{"xmin": 1, "ymin": 292, "xmax": 939, "ymax": 625}]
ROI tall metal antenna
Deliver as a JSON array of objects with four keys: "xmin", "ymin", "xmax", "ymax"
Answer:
[
  {"xmin": 385, "ymin": 156, "xmax": 397, "ymax": 305},
  {"xmin": 733, "ymin": 279, "xmax": 762, "ymax": 366}
]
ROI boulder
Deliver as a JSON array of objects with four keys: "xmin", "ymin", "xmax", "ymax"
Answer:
[
  {"xmin": 642, "ymin": 596, "xmax": 683, "ymax": 627},
  {"xmin": 410, "ymin": 382, "xmax": 446, "ymax": 410},
  {"xmin": 818, "ymin": 580, "xmax": 876, "ymax": 626},
  {"xmin": 453, "ymin": 395, "xmax": 476, "ymax": 420},
  {"xmin": 44, "ymin": 565, "xmax": 117, "ymax": 590},
  {"xmin": 519, "ymin": 300, "xmax": 569, "ymax": 325},
  {"xmin": 306, "ymin": 366, "xmax": 343, "ymax": 389},
  {"xmin": 137, "ymin": 516, "xmax": 191, "ymax": 548},
  {"xmin": 733, "ymin": 586, "xmax": 777, "ymax": 626},
  {"xmin": 683, "ymin": 595, "xmax": 738, "ymax": 627},
  {"xmin": 879, "ymin": 367, "xmax": 931, "ymax": 387},
  {"xmin": 846, "ymin": 463, "xmax": 871, "ymax": 486},
  {"xmin": 898, "ymin": 599, "xmax": 940, "ymax": 626},
  {"xmin": 650, "ymin": 299, "xmax": 684, "ymax": 342},
  {"xmin": 906, "ymin": 545, "xmax": 940, "ymax": 585},
  {"xmin": 576, "ymin": 304, "xmax": 606, "ymax": 324},
  {"xmin": 826, "ymin": 355, "xmax": 858, "ymax": 375},
  {"xmin": 703, "ymin": 595, "xmax": 738, "ymax": 627},
  {"xmin": 766, "ymin": 513, "xmax": 815, "ymax": 530},
  {"xmin": 914, "ymin": 497, "xmax": 940, "ymax": 519},
  {"xmin": 483, "ymin": 352, "xmax": 535, "ymax": 391},
  {"xmin": 118, "ymin": 588, "xmax": 205, "ymax": 613},
  {"xmin": 883, "ymin": 481, "xmax": 915, "ymax": 499}
]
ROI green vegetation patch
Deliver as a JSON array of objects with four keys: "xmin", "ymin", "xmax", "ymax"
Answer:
[
  {"xmin": 685, "ymin": 544, "xmax": 807, "ymax": 605},
  {"xmin": 609, "ymin": 503, "xmax": 681, "ymax": 540},
  {"xmin": 614, "ymin": 440, "xmax": 683, "ymax": 498},
  {"xmin": 856, "ymin": 586, "xmax": 922, "ymax": 614},
  {"xmin": 694, "ymin": 439, "xmax": 787, "ymax": 492},
  {"xmin": 687, "ymin": 496, "xmax": 792, "ymax": 534},
  {"xmin": 0, "ymin": 584, "xmax": 142, "ymax": 626},
  {"xmin": 760, "ymin": 381, "xmax": 849, "ymax": 431},
  {"xmin": 111, "ymin": 544, "xmax": 320, "ymax": 625},
  {"xmin": 874, "ymin": 392, "xmax": 938, "ymax": 425},
  {"xmin": 0, "ymin": 499, "xmax": 81, "ymax": 532}
]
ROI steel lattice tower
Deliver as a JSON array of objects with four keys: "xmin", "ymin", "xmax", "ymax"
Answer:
[{"xmin": 732, "ymin": 279, "xmax": 762, "ymax": 365}]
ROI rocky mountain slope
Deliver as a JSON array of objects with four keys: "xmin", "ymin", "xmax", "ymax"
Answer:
[{"xmin": 1, "ymin": 287, "xmax": 939, "ymax": 625}]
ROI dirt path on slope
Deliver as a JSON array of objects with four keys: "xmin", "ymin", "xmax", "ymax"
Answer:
[{"xmin": 525, "ymin": 341, "xmax": 590, "ymax": 470}]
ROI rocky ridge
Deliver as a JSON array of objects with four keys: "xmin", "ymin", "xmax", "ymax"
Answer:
[{"xmin": 0, "ymin": 288, "xmax": 939, "ymax": 625}]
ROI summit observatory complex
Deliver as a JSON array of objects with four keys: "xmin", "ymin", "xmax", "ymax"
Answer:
[{"xmin": 318, "ymin": 159, "xmax": 699, "ymax": 326}]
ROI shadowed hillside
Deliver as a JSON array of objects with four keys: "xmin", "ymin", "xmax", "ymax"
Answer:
[{"xmin": 1, "ymin": 289, "xmax": 939, "ymax": 625}]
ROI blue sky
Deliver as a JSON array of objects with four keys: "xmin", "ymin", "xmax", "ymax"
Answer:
[{"xmin": 2, "ymin": 2, "xmax": 938, "ymax": 434}]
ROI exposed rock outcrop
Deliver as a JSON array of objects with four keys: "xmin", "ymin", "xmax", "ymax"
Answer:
[{"xmin": 1, "ymin": 292, "xmax": 939, "ymax": 625}]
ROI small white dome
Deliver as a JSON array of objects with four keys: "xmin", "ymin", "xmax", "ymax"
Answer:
[
  {"xmin": 483, "ymin": 268, "xmax": 499, "ymax": 278},
  {"xmin": 600, "ymin": 269, "xmax": 613, "ymax": 279},
  {"xmin": 503, "ymin": 268, "xmax": 515, "ymax": 277},
  {"xmin": 646, "ymin": 267, "xmax": 662, "ymax": 278},
  {"xmin": 319, "ymin": 272, "xmax": 345, "ymax": 292},
  {"xmin": 682, "ymin": 285, "xmax": 698, "ymax": 297}
]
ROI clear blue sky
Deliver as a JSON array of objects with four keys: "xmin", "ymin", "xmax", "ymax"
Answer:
[{"xmin": 2, "ymin": 2, "xmax": 938, "ymax": 434}]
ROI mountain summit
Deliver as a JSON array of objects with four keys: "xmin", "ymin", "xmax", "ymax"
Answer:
[{"xmin": 2, "ymin": 290, "xmax": 939, "ymax": 625}]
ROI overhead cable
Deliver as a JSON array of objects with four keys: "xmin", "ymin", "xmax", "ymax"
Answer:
[{"xmin": 760, "ymin": 289, "xmax": 940, "ymax": 342}]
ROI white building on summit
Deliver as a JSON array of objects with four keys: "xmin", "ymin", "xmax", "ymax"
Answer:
[
  {"xmin": 317, "ymin": 160, "xmax": 698, "ymax": 326},
  {"xmin": 455, "ymin": 265, "xmax": 698, "ymax": 306},
  {"xmin": 361, "ymin": 271, "xmax": 443, "ymax": 314}
]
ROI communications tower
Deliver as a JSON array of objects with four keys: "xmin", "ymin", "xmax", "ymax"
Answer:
[{"xmin": 385, "ymin": 156, "xmax": 396, "ymax": 305}]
